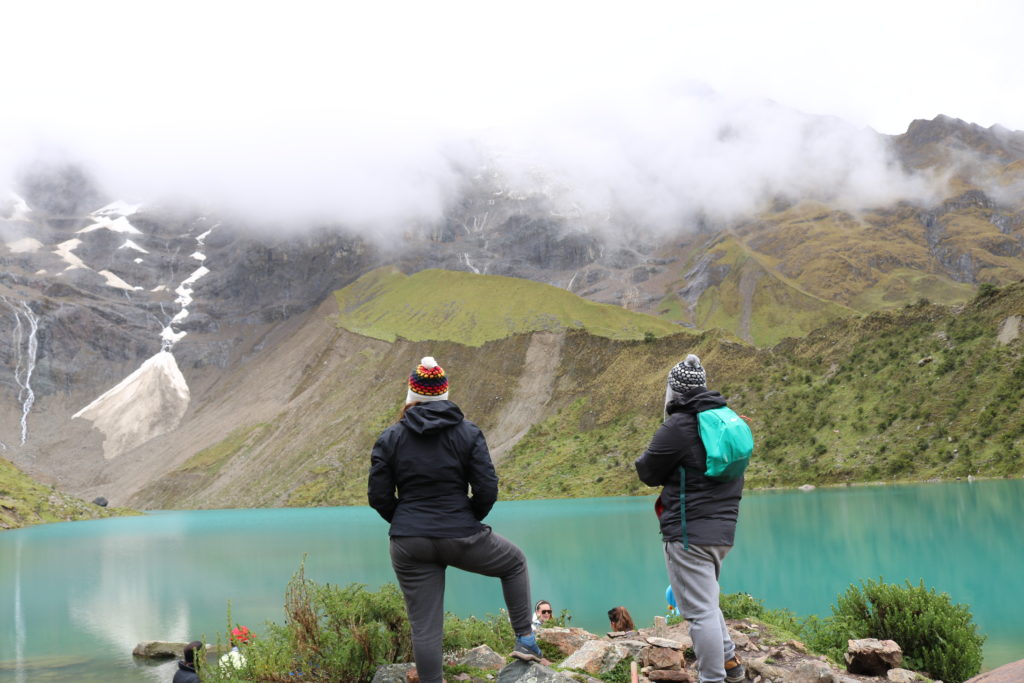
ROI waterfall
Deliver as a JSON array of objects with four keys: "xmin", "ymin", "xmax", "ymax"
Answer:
[{"xmin": 4, "ymin": 298, "xmax": 39, "ymax": 446}]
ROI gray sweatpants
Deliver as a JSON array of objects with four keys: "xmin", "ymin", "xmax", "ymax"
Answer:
[
  {"xmin": 390, "ymin": 527, "xmax": 533, "ymax": 683},
  {"xmin": 664, "ymin": 542, "xmax": 736, "ymax": 683}
]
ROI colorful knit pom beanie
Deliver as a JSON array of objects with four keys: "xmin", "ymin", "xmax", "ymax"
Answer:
[
  {"xmin": 668, "ymin": 353, "xmax": 707, "ymax": 392},
  {"xmin": 407, "ymin": 356, "xmax": 449, "ymax": 403}
]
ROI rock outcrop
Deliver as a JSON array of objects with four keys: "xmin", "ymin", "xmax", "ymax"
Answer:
[{"xmin": 376, "ymin": 619, "xmax": 944, "ymax": 683}]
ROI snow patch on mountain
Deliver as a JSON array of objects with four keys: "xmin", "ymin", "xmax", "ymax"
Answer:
[
  {"xmin": 119, "ymin": 239, "xmax": 149, "ymax": 254},
  {"xmin": 72, "ymin": 350, "xmax": 191, "ymax": 460},
  {"xmin": 6, "ymin": 237, "xmax": 43, "ymax": 253},
  {"xmin": 93, "ymin": 200, "xmax": 140, "ymax": 217},
  {"xmin": 54, "ymin": 238, "xmax": 88, "ymax": 270},
  {"xmin": 77, "ymin": 215, "xmax": 142, "ymax": 235},
  {"xmin": 161, "ymin": 265, "xmax": 209, "ymax": 347},
  {"xmin": 98, "ymin": 270, "xmax": 141, "ymax": 291}
]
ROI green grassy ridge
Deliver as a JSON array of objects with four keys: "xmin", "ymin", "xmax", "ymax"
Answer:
[
  {"xmin": 499, "ymin": 282, "xmax": 1024, "ymax": 499},
  {"xmin": 1, "ymin": 457, "xmax": 134, "ymax": 529},
  {"xmin": 739, "ymin": 283, "xmax": 1024, "ymax": 486},
  {"xmin": 333, "ymin": 266, "xmax": 686, "ymax": 346},
  {"xmin": 136, "ymin": 283, "xmax": 1023, "ymax": 509},
  {"xmin": 657, "ymin": 233, "xmax": 862, "ymax": 347},
  {"xmin": 651, "ymin": 190, "xmax": 1023, "ymax": 346},
  {"xmin": 738, "ymin": 199, "xmax": 1024, "ymax": 311}
]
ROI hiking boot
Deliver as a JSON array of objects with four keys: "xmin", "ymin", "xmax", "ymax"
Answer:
[
  {"xmin": 511, "ymin": 633, "xmax": 542, "ymax": 662},
  {"xmin": 724, "ymin": 655, "xmax": 746, "ymax": 682}
]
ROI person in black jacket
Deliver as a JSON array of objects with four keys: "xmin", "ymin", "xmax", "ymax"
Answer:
[
  {"xmin": 368, "ymin": 356, "xmax": 542, "ymax": 682},
  {"xmin": 635, "ymin": 354, "xmax": 746, "ymax": 683},
  {"xmin": 172, "ymin": 640, "xmax": 203, "ymax": 683}
]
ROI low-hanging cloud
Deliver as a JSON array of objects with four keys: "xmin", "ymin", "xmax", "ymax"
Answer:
[
  {"xmin": 488, "ymin": 82, "xmax": 940, "ymax": 230},
  {"xmin": 2, "ymin": 81, "xmax": 941, "ymax": 237},
  {"xmin": 5, "ymin": 0, "xmax": 1023, "ymax": 237},
  {"xmin": 8, "ymin": 0, "xmax": 1010, "ymax": 236}
]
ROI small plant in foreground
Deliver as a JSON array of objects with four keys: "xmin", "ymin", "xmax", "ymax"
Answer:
[{"xmin": 719, "ymin": 592, "xmax": 801, "ymax": 638}]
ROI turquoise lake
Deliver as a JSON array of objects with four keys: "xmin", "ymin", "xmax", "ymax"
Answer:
[{"xmin": 1, "ymin": 480, "xmax": 1021, "ymax": 681}]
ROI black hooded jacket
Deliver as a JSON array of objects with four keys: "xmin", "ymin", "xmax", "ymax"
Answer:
[
  {"xmin": 368, "ymin": 400, "xmax": 498, "ymax": 537},
  {"xmin": 634, "ymin": 387, "xmax": 744, "ymax": 546},
  {"xmin": 172, "ymin": 661, "xmax": 200, "ymax": 683}
]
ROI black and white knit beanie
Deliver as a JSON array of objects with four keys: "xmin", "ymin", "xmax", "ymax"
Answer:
[{"xmin": 668, "ymin": 354, "xmax": 707, "ymax": 393}]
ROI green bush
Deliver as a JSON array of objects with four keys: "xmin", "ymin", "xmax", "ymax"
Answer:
[
  {"xmin": 442, "ymin": 611, "xmax": 514, "ymax": 657},
  {"xmin": 201, "ymin": 563, "xmax": 518, "ymax": 682},
  {"xmin": 206, "ymin": 567, "xmax": 412, "ymax": 682},
  {"xmin": 803, "ymin": 578, "xmax": 984, "ymax": 683}
]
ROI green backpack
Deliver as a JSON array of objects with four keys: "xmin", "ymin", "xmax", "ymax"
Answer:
[{"xmin": 697, "ymin": 406, "xmax": 753, "ymax": 481}]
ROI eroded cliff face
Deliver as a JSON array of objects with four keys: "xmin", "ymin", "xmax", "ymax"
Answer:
[{"xmin": 1, "ymin": 196, "xmax": 380, "ymax": 498}]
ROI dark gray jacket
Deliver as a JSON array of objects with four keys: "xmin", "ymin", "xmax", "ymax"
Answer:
[
  {"xmin": 368, "ymin": 401, "xmax": 498, "ymax": 537},
  {"xmin": 634, "ymin": 387, "xmax": 744, "ymax": 546},
  {"xmin": 172, "ymin": 661, "xmax": 200, "ymax": 683}
]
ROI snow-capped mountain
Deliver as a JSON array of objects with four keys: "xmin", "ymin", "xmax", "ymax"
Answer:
[{"xmin": 1, "ymin": 114, "xmax": 1023, "ymax": 508}]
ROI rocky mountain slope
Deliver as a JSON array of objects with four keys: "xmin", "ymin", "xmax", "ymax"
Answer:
[{"xmin": 1, "ymin": 115, "xmax": 1022, "ymax": 513}]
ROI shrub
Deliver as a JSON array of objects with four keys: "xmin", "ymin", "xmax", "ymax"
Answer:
[
  {"xmin": 718, "ymin": 592, "xmax": 801, "ymax": 639},
  {"xmin": 803, "ymin": 578, "xmax": 984, "ymax": 683},
  {"xmin": 974, "ymin": 282, "xmax": 998, "ymax": 301},
  {"xmin": 442, "ymin": 611, "xmax": 514, "ymax": 657},
  {"xmin": 201, "ymin": 563, "xmax": 518, "ymax": 682}
]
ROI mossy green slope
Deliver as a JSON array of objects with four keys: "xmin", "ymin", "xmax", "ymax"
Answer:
[
  {"xmin": 132, "ymin": 280, "xmax": 1023, "ymax": 510},
  {"xmin": 500, "ymin": 282, "xmax": 1024, "ymax": 498},
  {"xmin": 734, "ymin": 200, "xmax": 1014, "ymax": 311},
  {"xmin": 334, "ymin": 267, "xmax": 686, "ymax": 346},
  {"xmin": 740, "ymin": 283, "xmax": 1024, "ymax": 486},
  {"xmin": 1, "ymin": 457, "xmax": 134, "ymax": 529},
  {"xmin": 659, "ymin": 234, "xmax": 857, "ymax": 346}
]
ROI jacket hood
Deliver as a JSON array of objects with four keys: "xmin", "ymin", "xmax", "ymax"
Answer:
[
  {"xmin": 665, "ymin": 386, "xmax": 726, "ymax": 416},
  {"xmin": 401, "ymin": 400, "xmax": 465, "ymax": 434}
]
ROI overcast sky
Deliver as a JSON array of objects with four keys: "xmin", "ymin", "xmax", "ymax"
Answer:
[{"xmin": 3, "ymin": 0, "xmax": 1021, "ymax": 227}]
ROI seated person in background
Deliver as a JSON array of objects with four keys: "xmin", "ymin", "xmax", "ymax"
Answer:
[
  {"xmin": 666, "ymin": 584, "xmax": 679, "ymax": 618},
  {"xmin": 532, "ymin": 600, "xmax": 553, "ymax": 631},
  {"xmin": 173, "ymin": 640, "xmax": 203, "ymax": 683},
  {"xmin": 220, "ymin": 625, "xmax": 251, "ymax": 669},
  {"xmin": 608, "ymin": 606, "xmax": 636, "ymax": 632}
]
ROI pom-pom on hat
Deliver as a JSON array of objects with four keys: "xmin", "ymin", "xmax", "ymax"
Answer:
[
  {"xmin": 407, "ymin": 356, "xmax": 449, "ymax": 403},
  {"xmin": 668, "ymin": 353, "xmax": 707, "ymax": 393}
]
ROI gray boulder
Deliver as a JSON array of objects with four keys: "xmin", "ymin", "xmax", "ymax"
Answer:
[
  {"xmin": 458, "ymin": 644, "xmax": 507, "ymax": 670},
  {"xmin": 371, "ymin": 662, "xmax": 417, "ymax": 683},
  {"xmin": 497, "ymin": 659, "xmax": 576, "ymax": 683},
  {"xmin": 845, "ymin": 638, "xmax": 903, "ymax": 675},
  {"xmin": 132, "ymin": 641, "xmax": 187, "ymax": 659},
  {"xmin": 790, "ymin": 659, "xmax": 837, "ymax": 682}
]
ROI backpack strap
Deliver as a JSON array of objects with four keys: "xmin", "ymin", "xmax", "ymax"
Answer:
[{"xmin": 678, "ymin": 465, "xmax": 688, "ymax": 550}]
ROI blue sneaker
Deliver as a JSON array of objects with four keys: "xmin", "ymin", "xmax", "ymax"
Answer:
[{"xmin": 512, "ymin": 633, "xmax": 542, "ymax": 662}]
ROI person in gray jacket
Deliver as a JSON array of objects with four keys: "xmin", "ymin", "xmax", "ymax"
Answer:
[
  {"xmin": 634, "ymin": 354, "xmax": 746, "ymax": 683},
  {"xmin": 369, "ymin": 357, "xmax": 542, "ymax": 683}
]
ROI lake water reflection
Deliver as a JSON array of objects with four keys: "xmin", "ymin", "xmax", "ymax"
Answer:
[{"xmin": 1, "ymin": 480, "xmax": 1021, "ymax": 681}]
